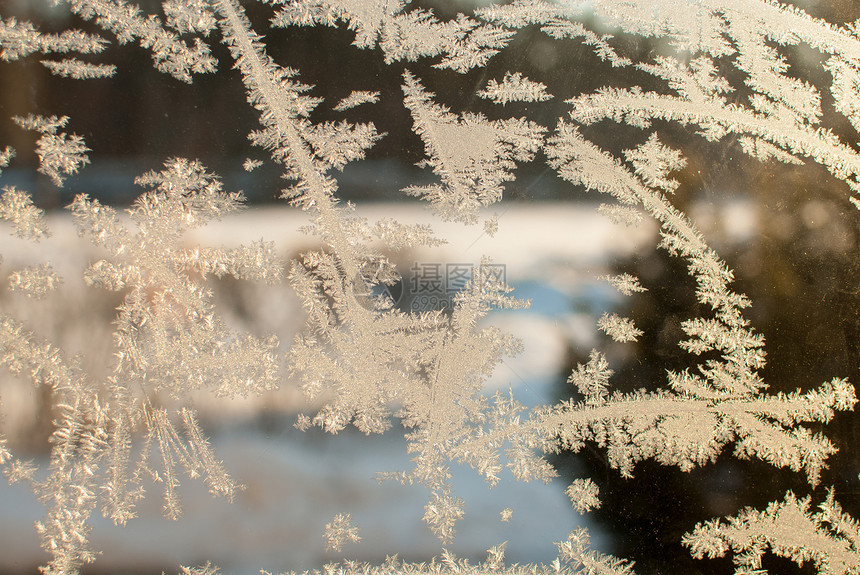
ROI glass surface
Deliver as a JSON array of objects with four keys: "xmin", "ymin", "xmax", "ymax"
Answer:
[{"xmin": 0, "ymin": 1, "xmax": 858, "ymax": 574}]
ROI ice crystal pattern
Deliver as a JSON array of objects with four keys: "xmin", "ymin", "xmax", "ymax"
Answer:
[{"xmin": 0, "ymin": 1, "xmax": 859, "ymax": 575}]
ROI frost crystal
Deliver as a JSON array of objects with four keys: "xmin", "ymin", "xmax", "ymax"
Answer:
[
  {"xmin": 566, "ymin": 479, "xmax": 600, "ymax": 514},
  {"xmin": 41, "ymin": 58, "xmax": 116, "ymax": 79},
  {"xmin": 602, "ymin": 273, "xmax": 647, "ymax": 296},
  {"xmin": 8, "ymin": 263, "xmax": 62, "ymax": 298},
  {"xmin": 478, "ymin": 72, "xmax": 552, "ymax": 105},
  {"xmin": 1, "ymin": 1, "xmax": 859, "ymax": 574},
  {"xmin": 402, "ymin": 72, "xmax": 544, "ymax": 223},
  {"xmin": 684, "ymin": 490, "xmax": 860, "ymax": 574},
  {"xmin": 0, "ymin": 186, "xmax": 49, "ymax": 239},
  {"xmin": 12, "ymin": 115, "xmax": 90, "ymax": 186},
  {"xmin": 334, "ymin": 90, "xmax": 380, "ymax": 111},
  {"xmin": 324, "ymin": 513, "xmax": 361, "ymax": 551},
  {"xmin": 597, "ymin": 312, "xmax": 643, "ymax": 343}
]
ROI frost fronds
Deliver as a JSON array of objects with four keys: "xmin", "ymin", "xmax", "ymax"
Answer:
[
  {"xmin": 3, "ymin": 0, "xmax": 860, "ymax": 572},
  {"xmin": 546, "ymin": 124, "xmax": 765, "ymax": 395},
  {"xmin": 71, "ymin": 158, "xmax": 281, "ymax": 399},
  {"xmin": 556, "ymin": 526, "xmax": 635, "ymax": 575},
  {"xmin": 623, "ymin": 134, "xmax": 686, "ymax": 194},
  {"xmin": 0, "ymin": 315, "xmax": 101, "ymax": 574},
  {"xmin": 567, "ymin": 53, "xmax": 860, "ymax": 204},
  {"xmin": 163, "ymin": 0, "xmax": 218, "ymax": 36},
  {"xmin": 334, "ymin": 91, "xmax": 380, "ymax": 111},
  {"xmin": 474, "ymin": 0, "xmax": 574, "ymax": 28},
  {"xmin": 597, "ymin": 313, "xmax": 642, "ymax": 343},
  {"xmin": 270, "ymin": 0, "xmax": 514, "ymax": 72},
  {"xmin": 478, "ymin": 72, "xmax": 552, "ymax": 105},
  {"xmin": 0, "ymin": 186, "xmax": 50, "ymax": 239},
  {"xmin": 597, "ymin": 204, "xmax": 643, "ymax": 226},
  {"xmin": 4, "ymin": 458, "xmax": 37, "ymax": 483},
  {"xmin": 13, "ymin": 115, "xmax": 90, "ymax": 186},
  {"xmin": 325, "ymin": 513, "xmax": 361, "ymax": 551},
  {"xmin": 373, "ymin": 218, "xmax": 446, "ymax": 250},
  {"xmin": 293, "ymin": 258, "xmax": 530, "ymax": 538},
  {"xmin": 422, "ymin": 490, "xmax": 466, "ymax": 542},
  {"xmin": 244, "ymin": 536, "xmax": 619, "ymax": 575},
  {"xmin": 0, "ymin": 146, "xmax": 13, "ymax": 173},
  {"xmin": 483, "ymin": 214, "xmax": 499, "ymax": 236},
  {"xmin": 565, "ymin": 478, "xmax": 600, "ymax": 514},
  {"xmin": 568, "ymin": 350, "xmax": 612, "ymax": 406},
  {"xmin": 684, "ymin": 490, "xmax": 860, "ymax": 574},
  {"xmin": 585, "ymin": 0, "xmax": 860, "ymax": 69},
  {"xmin": 179, "ymin": 562, "xmax": 221, "ymax": 575},
  {"xmin": 8, "ymin": 263, "xmax": 62, "ymax": 298},
  {"xmin": 535, "ymin": 375, "xmax": 856, "ymax": 483},
  {"xmin": 602, "ymin": 273, "xmax": 647, "ymax": 296},
  {"xmin": 476, "ymin": 0, "xmax": 631, "ymax": 67},
  {"xmin": 217, "ymin": 0, "xmax": 381, "ymax": 200},
  {"xmin": 0, "ymin": 158, "xmax": 284, "ymax": 570},
  {"xmin": 826, "ymin": 56, "xmax": 860, "ymax": 134},
  {"xmin": 738, "ymin": 136, "xmax": 802, "ymax": 165},
  {"xmin": 41, "ymin": 58, "xmax": 116, "ymax": 79},
  {"xmin": 219, "ymin": 0, "xmax": 541, "ymax": 542},
  {"xmin": 402, "ymin": 72, "xmax": 544, "ymax": 224},
  {"xmin": 0, "ymin": 17, "xmax": 107, "ymax": 60},
  {"xmin": 242, "ymin": 158, "xmax": 262, "ymax": 172},
  {"xmin": 64, "ymin": 0, "xmax": 217, "ymax": 81}
]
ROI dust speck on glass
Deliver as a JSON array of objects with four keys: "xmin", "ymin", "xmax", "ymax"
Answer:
[{"xmin": 0, "ymin": 1, "xmax": 859, "ymax": 574}]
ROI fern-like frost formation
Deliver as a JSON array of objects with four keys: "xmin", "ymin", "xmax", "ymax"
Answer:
[{"xmin": 0, "ymin": 0, "xmax": 858, "ymax": 574}]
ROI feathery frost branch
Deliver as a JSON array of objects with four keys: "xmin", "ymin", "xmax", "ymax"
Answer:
[
  {"xmin": 1, "ymin": 0, "xmax": 859, "ymax": 573},
  {"xmin": 684, "ymin": 490, "xmax": 860, "ymax": 574}
]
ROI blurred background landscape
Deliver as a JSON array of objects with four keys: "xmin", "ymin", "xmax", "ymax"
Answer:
[{"xmin": 1, "ymin": 1, "xmax": 860, "ymax": 574}]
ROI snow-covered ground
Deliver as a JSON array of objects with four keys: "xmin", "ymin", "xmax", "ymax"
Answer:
[{"xmin": 0, "ymin": 202, "xmax": 656, "ymax": 574}]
